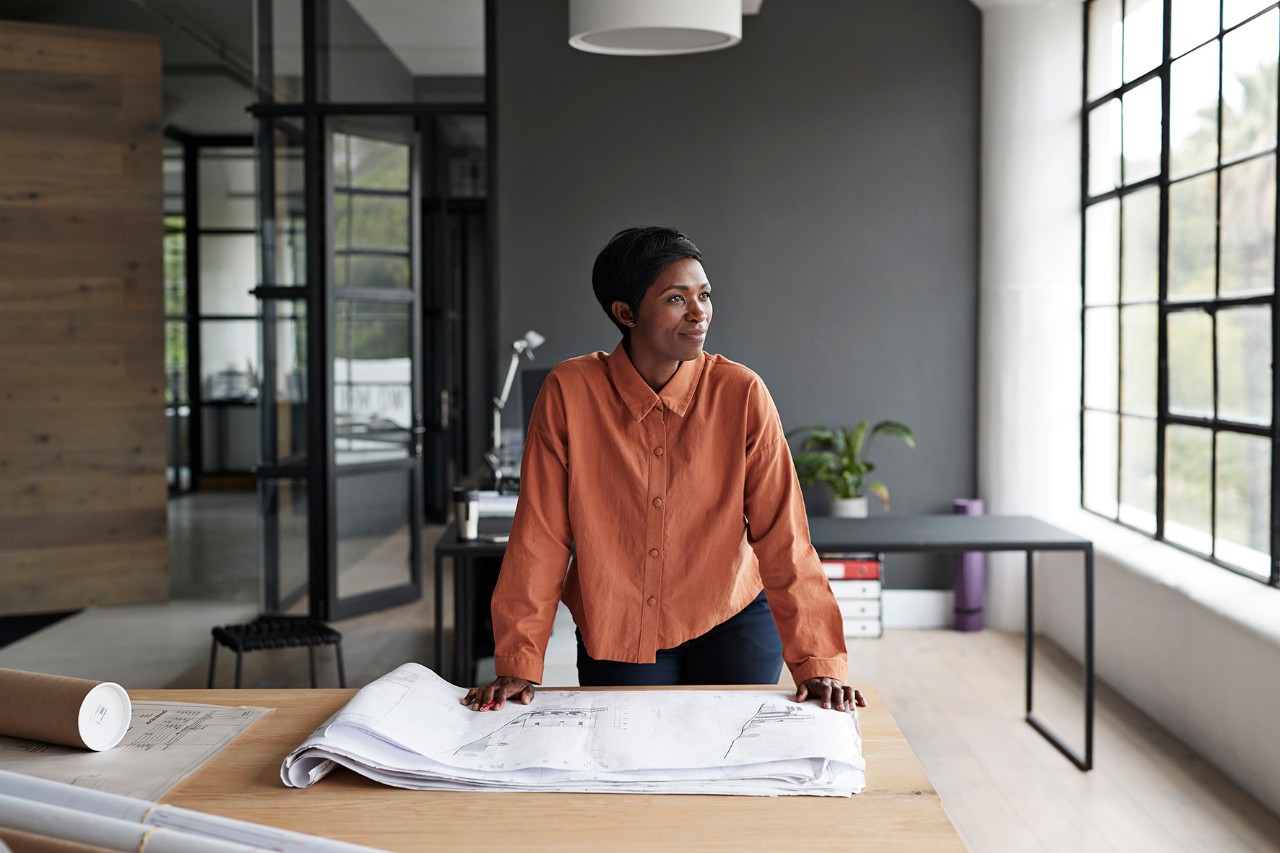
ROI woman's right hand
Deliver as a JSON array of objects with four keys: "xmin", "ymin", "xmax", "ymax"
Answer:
[{"xmin": 460, "ymin": 676, "xmax": 535, "ymax": 711}]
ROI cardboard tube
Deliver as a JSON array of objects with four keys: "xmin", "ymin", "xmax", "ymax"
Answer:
[{"xmin": 0, "ymin": 669, "xmax": 130, "ymax": 751}]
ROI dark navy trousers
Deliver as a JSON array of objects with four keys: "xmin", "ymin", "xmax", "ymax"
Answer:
[{"xmin": 575, "ymin": 590, "xmax": 784, "ymax": 686}]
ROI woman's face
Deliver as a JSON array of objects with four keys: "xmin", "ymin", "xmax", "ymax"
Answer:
[{"xmin": 623, "ymin": 258, "xmax": 712, "ymax": 365}]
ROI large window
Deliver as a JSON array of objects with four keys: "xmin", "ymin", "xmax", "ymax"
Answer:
[{"xmin": 1083, "ymin": 0, "xmax": 1278, "ymax": 584}]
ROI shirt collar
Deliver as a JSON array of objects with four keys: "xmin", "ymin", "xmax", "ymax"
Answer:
[{"xmin": 607, "ymin": 341, "xmax": 705, "ymax": 420}]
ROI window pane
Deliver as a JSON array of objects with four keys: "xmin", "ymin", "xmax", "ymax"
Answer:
[
  {"xmin": 1224, "ymin": 0, "xmax": 1275, "ymax": 30},
  {"xmin": 1122, "ymin": 186, "xmax": 1160, "ymax": 301},
  {"xmin": 1170, "ymin": 41, "xmax": 1221, "ymax": 178},
  {"xmin": 200, "ymin": 319, "xmax": 258, "ymax": 401},
  {"xmin": 1084, "ymin": 410, "xmax": 1119, "ymax": 516},
  {"xmin": 165, "ymin": 320, "xmax": 188, "ymax": 407},
  {"xmin": 350, "ymin": 195, "xmax": 410, "ymax": 251},
  {"xmin": 263, "ymin": 301, "xmax": 307, "ymax": 464},
  {"xmin": 1218, "ymin": 305, "xmax": 1273, "ymax": 423},
  {"xmin": 350, "ymin": 137, "xmax": 410, "ymax": 190},
  {"xmin": 1089, "ymin": 99, "xmax": 1123, "ymax": 196},
  {"xmin": 1215, "ymin": 431, "xmax": 1271, "ymax": 578},
  {"xmin": 1086, "ymin": 200, "xmax": 1120, "ymax": 305},
  {"xmin": 1165, "ymin": 425, "xmax": 1213, "ymax": 553},
  {"xmin": 260, "ymin": 477, "xmax": 309, "ymax": 613},
  {"xmin": 1121, "ymin": 304, "xmax": 1158, "ymax": 416},
  {"xmin": 163, "ymin": 149, "xmax": 184, "ymax": 217},
  {"xmin": 265, "ymin": 127, "xmax": 306, "ymax": 287},
  {"xmin": 267, "ymin": 0, "xmax": 303, "ymax": 103},
  {"xmin": 1124, "ymin": 0, "xmax": 1165, "ymax": 83},
  {"xmin": 336, "ymin": 468, "xmax": 412, "ymax": 599},
  {"xmin": 1089, "ymin": 0, "xmax": 1123, "ymax": 100},
  {"xmin": 199, "ymin": 149, "xmax": 256, "ymax": 230},
  {"xmin": 1172, "ymin": 0, "xmax": 1220, "ymax": 58},
  {"xmin": 1119, "ymin": 415, "xmax": 1157, "ymax": 531},
  {"xmin": 1168, "ymin": 309, "xmax": 1214, "ymax": 417},
  {"xmin": 337, "ymin": 253, "xmax": 407, "ymax": 290},
  {"xmin": 164, "ymin": 217, "xmax": 186, "ymax": 315},
  {"xmin": 1085, "ymin": 306, "xmax": 1119, "ymax": 410},
  {"xmin": 1221, "ymin": 9, "xmax": 1279, "ymax": 162},
  {"xmin": 1220, "ymin": 154, "xmax": 1276, "ymax": 295},
  {"xmin": 1123, "ymin": 79, "xmax": 1163, "ymax": 184},
  {"xmin": 1169, "ymin": 173, "xmax": 1219, "ymax": 300},
  {"xmin": 332, "ymin": 193, "xmax": 352, "ymax": 252},
  {"xmin": 334, "ymin": 299, "xmax": 412, "ymax": 462},
  {"xmin": 199, "ymin": 234, "xmax": 259, "ymax": 316}
]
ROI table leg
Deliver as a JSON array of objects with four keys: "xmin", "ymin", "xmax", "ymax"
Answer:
[
  {"xmin": 453, "ymin": 556, "xmax": 469, "ymax": 685},
  {"xmin": 1084, "ymin": 544, "xmax": 1095, "ymax": 768},
  {"xmin": 1024, "ymin": 547, "xmax": 1094, "ymax": 771},
  {"xmin": 434, "ymin": 552, "xmax": 445, "ymax": 674}
]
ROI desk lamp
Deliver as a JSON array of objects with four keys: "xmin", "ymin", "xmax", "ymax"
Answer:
[{"xmin": 487, "ymin": 330, "xmax": 545, "ymax": 488}]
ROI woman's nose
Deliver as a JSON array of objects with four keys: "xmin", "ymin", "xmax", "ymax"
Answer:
[{"xmin": 686, "ymin": 301, "xmax": 707, "ymax": 320}]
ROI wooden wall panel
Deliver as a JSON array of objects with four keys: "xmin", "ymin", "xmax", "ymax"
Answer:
[{"xmin": 0, "ymin": 20, "xmax": 168, "ymax": 616}]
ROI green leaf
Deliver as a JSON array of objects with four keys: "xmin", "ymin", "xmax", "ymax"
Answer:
[{"xmin": 788, "ymin": 419, "xmax": 915, "ymax": 508}]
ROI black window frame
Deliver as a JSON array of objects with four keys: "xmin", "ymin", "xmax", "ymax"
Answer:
[{"xmin": 1081, "ymin": 0, "xmax": 1280, "ymax": 586}]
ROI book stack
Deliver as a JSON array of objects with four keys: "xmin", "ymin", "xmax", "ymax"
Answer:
[{"xmin": 821, "ymin": 553, "xmax": 883, "ymax": 638}]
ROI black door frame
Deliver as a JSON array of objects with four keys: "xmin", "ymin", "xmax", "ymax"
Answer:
[{"xmin": 249, "ymin": 0, "xmax": 494, "ymax": 620}]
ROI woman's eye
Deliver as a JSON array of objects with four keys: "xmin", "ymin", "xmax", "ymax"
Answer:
[
  {"xmin": 700, "ymin": 292, "xmax": 712, "ymax": 300},
  {"xmin": 668, "ymin": 294, "xmax": 683, "ymax": 303}
]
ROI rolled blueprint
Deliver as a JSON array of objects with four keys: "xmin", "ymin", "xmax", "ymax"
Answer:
[
  {"xmin": 0, "ymin": 794, "xmax": 257, "ymax": 853},
  {"xmin": 0, "ymin": 668, "xmax": 130, "ymax": 751},
  {"xmin": 0, "ymin": 825, "xmax": 118, "ymax": 852},
  {"xmin": 0, "ymin": 771, "xmax": 387, "ymax": 853}
]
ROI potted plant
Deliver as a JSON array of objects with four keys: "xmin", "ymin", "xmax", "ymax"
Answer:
[{"xmin": 788, "ymin": 420, "xmax": 916, "ymax": 517}]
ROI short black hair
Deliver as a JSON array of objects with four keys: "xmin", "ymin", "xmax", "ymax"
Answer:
[{"xmin": 591, "ymin": 226, "xmax": 702, "ymax": 338}]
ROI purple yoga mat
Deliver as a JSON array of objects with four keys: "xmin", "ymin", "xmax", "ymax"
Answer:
[{"xmin": 953, "ymin": 498, "xmax": 984, "ymax": 631}]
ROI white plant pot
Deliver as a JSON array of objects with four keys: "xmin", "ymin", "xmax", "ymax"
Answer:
[{"xmin": 831, "ymin": 497, "xmax": 869, "ymax": 518}]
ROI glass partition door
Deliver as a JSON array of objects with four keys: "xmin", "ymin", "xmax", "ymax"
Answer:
[{"xmin": 329, "ymin": 124, "xmax": 423, "ymax": 616}]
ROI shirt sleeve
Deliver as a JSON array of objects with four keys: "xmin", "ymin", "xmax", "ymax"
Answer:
[
  {"xmin": 489, "ymin": 378, "xmax": 574, "ymax": 685},
  {"xmin": 741, "ymin": 378, "xmax": 849, "ymax": 686}
]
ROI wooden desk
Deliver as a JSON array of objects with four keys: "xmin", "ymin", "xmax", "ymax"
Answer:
[{"xmin": 134, "ymin": 687, "xmax": 963, "ymax": 851}]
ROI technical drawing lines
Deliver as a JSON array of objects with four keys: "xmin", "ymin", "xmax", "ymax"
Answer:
[
  {"xmin": 452, "ymin": 706, "xmax": 605, "ymax": 761},
  {"xmin": 724, "ymin": 702, "xmax": 811, "ymax": 760}
]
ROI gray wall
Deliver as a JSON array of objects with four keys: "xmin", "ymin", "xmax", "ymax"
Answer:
[{"xmin": 495, "ymin": 0, "xmax": 981, "ymax": 589}]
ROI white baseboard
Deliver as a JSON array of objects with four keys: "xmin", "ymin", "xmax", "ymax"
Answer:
[{"xmin": 882, "ymin": 590, "xmax": 955, "ymax": 629}]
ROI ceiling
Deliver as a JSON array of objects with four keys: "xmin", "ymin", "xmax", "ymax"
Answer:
[
  {"xmin": 348, "ymin": 0, "xmax": 484, "ymax": 76},
  {"xmin": 0, "ymin": 0, "xmax": 1032, "ymax": 131}
]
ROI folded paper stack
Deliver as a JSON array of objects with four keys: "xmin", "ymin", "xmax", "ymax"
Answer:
[{"xmin": 281, "ymin": 663, "xmax": 865, "ymax": 797}]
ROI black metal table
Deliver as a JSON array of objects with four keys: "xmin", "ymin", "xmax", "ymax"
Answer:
[
  {"xmin": 433, "ymin": 513, "xmax": 1094, "ymax": 771},
  {"xmin": 433, "ymin": 520, "xmax": 510, "ymax": 690},
  {"xmin": 808, "ymin": 515, "xmax": 1094, "ymax": 771}
]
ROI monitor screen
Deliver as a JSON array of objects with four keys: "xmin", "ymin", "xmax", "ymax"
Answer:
[{"xmin": 520, "ymin": 367, "xmax": 552, "ymax": 439}]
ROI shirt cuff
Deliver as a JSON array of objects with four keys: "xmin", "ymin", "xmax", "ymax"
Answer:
[
  {"xmin": 786, "ymin": 657, "xmax": 849, "ymax": 686},
  {"xmin": 494, "ymin": 655, "xmax": 545, "ymax": 685}
]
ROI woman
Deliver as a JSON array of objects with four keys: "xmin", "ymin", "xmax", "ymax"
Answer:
[{"xmin": 463, "ymin": 226, "xmax": 863, "ymax": 713}]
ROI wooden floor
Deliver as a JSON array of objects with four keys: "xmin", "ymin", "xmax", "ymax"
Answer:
[{"xmin": 851, "ymin": 629, "xmax": 1280, "ymax": 853}]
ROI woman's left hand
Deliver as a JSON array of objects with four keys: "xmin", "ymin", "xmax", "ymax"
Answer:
[{"xmin": 796, "ymin": 678, "xmax": 866, "ymax": 712}]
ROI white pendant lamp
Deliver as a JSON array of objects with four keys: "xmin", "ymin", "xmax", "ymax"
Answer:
[{"xmin": 569, "ymin": 0, "xmax": 742, "ymax": 56}]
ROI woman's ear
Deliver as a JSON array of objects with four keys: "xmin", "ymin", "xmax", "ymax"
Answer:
[{"xmin": 611, "ymin": 300, "xmax": 635, "ymax": 328}]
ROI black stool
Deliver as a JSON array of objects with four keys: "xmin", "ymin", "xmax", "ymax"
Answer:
[{"xmin": 207, "ymin": 616, "xmax": 346, "ymax": 688}]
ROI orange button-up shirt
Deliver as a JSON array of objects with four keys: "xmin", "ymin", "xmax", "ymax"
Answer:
[{"xmin": 491, "ymin": 343, "xmax": 847, "ymax": 686}]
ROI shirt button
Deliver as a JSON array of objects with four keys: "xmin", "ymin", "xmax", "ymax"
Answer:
[
  {"xmin": 652, "ymin": 497, "xmax": 663, "ymax": 508},
  {"xmin": 653, "ymin": 447, "xmax": 664, "ymax": 457},
  {"xmin": 649, "ymin": 548, "xmax": 659, "ymax": 558},
  {"xmin": 647, "ymin": 596, "xmax": 657, "ymax": 606}
]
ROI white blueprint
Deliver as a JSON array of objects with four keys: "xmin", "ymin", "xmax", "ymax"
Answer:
[
  {"xmin": 281, "ymin": 663, "xmax": 865, "ymax": 796},
  {"xmin": 0, "ymin": 702, "xmax": 269, "ymax": 801}
]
